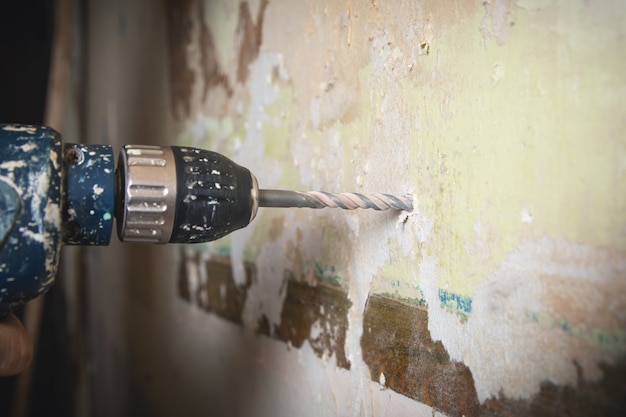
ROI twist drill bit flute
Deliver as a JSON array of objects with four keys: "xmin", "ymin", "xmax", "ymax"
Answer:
[
  {"xmin": 0, "ymin": 124, "xmax": 412, "ymax": 313},
  {"xmin": 258, "ymin": 190, "xmax": 413, "ymax": 211}
]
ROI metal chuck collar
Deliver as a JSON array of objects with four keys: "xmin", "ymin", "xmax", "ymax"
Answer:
[{"xmin": 115, "ymin": 145, "xmax": 259, "ymax": 244}]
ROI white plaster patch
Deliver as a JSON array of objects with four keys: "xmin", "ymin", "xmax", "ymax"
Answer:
[
  {"xmin": 310, "ymin": 97, "xmax": 321, "ymax": 129},
  {"xmin": 183, "ymin": 248, "xmax": 200, "ymax": 305},
  {"xmin": 309, "ymin": 319, "xmax": 323, "ymax": 341},
  {"xmin": 492, "ymin": 62, "xmax": 505, "ymax": 85},
  {"xmin": 480, "ymin": 0, "xmax": 514, "ymax": 46},
  {"xmin": 230, "ymin": 223, "xmax": 256, "ymax": 287},
  {"xmin": 235, "ymin": 51, "xmax": 285, "ymax": 184},
  {"xmin": 421, "ymin": 236, "xmax": 626, "ymax": 402},
  {"xmin": 520, "ymin": 206, "xmax": 533, "ymax": 223},
  {"xmin": 240, "ymin": 210, "xmax": 323, "ymax": 332},
  {"xmin": 474, "ymin": 221, "xmax": 483, "ymax": 237},
  {"xmin": 398, "ymin": 209, "xmax": 434, "ymax": 256}
]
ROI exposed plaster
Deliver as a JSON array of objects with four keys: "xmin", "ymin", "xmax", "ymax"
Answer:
[
  {"xmin": 241, "ymin": 211, "xmax": 314, "ymax": 331},
  {"xmin": 421, "ymin": 237, "xmax": 626, "ymax": 402}
]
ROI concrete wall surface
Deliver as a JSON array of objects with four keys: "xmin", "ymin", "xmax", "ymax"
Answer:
[{"xmin": 85, "ymin": 1, "xmax": 626, "ymax": 416}]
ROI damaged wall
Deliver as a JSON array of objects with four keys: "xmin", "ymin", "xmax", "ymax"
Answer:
[{"xmin": 86, "ymin": 0, "xmax": 625, "ymax": 416}]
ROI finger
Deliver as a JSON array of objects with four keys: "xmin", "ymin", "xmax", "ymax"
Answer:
[{"xmin": 0, "ymin": 313, "xmax": 33, "ymax": 376}]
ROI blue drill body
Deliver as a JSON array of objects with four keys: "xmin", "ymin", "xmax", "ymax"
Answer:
[{"xmin": 0, "ymin": 124, "xmax": 114, "ymax": 314}]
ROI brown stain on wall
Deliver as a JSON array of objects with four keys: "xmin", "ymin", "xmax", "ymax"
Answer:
[
  {"xmin": 197, "ymin": 3, "xmax": 232, "ymax": 103},
  {"xmin": 178, "ymin": 253, "xmax": 253, "ymax": 325},
  {"xmin": 165, "ymin": 0, "xmax": 232, "ymax": 122},
  {"xmin": 272, "ymin": 271, "xmax": 352, "ymax": 369},
  {"xmin": 481, "ymin": 361, "xmax": 626, "ymax": 417},
  {"xmin": 362, "ymin": 295, "xmax": 481, "ymax": 417},
  {"xmin": 165, "ymin": 0, "xmax": 270, "ymax": 122},
  {"xmin": 179, "ymin": 251, "xmax": 626, "ymax": 416},
  {"xmin": 179, "ymin": 250, "xmax": 351, "ymax": 369},
  {"xmin": 236, "ymin": 0, "xmax": 269, "ymax": 83},
  {"xmin": 361, "ymin": 295, "xmax": 626, "ymax": 417},
  {"xmin": 165, "ymin": 0, "xmax": 196, "ymax": 121}
]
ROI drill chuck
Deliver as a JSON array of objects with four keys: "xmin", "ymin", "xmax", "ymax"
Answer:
[{"xmin": 115, "ymin": 145, "xmax": 259, "ymax": 244}]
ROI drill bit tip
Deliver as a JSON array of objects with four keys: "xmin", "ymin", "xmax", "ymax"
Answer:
[{"xmin": 258, "ymin": 190, "xmax": 413, "ymax": 212}]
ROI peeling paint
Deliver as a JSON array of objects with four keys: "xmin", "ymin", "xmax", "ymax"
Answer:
[
  {"xmin": 179, "ymin": 249, "xmax": 351, "ymax": 368},
  {"xmin": 422, "ymin": 237, "xmax": 626, "ymax": 402},
  {"xmin": 169, "ymin": 0, "xmax": 626, "ymax": 414}
]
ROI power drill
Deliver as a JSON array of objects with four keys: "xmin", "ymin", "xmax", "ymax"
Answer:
[{"xmin": 0, "ymin": 123, "xmax": 412, "ymax": 314}]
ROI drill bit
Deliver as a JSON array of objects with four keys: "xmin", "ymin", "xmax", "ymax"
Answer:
[{"xmin": 258, "ymin": 190, "xmax": 413, "ymax": 212}]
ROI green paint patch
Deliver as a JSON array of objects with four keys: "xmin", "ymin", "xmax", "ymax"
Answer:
[
  {"xmin": 314, "ymin": 262, "xmax": 346, "ymax": 289},
  {"xmin": 214, "ymin": 245, "xmax": 231, "ymax": 258},
  {"xmin": 371, "ymin": 272, "xmax": 475, "ymax": 316},
  {"xmin": 377, "ymin": 292, "xmax": 427, "ymax": 309},
  {"xmin": 438, "ymin": 288, "xmax": 472, "ymax": 315}
]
